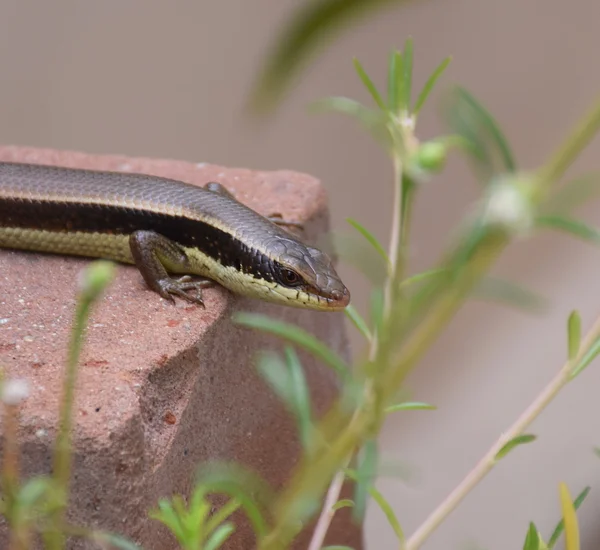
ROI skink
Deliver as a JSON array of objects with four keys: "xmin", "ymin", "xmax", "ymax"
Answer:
[{"xmin": 0, "ymin": 162, "xmax": 350, "ymax": 310}]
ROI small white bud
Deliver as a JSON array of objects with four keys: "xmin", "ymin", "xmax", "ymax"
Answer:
[
  {"xmin": 482, "ymin": 178, "xmax": 533, "ymax": 234},
  {"xmin": 1, "ymin": 378, "xmax": 30, "ymax": 405}
]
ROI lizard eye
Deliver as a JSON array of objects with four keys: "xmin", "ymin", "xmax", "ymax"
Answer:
[{"xmin": 280, "ymin": 269, "xmax": 302, "ymax": 287}]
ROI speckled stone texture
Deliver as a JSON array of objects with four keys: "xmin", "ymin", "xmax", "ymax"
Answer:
[{"xmin": 0, "ymin": 147, "xmax": 362, "ymax": 550}]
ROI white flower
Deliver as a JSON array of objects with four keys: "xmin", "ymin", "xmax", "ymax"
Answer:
[{"xmin": 1, "ymin": 378, "xmax": 30, "ymax": 405}]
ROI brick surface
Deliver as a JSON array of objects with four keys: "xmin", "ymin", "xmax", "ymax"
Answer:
[{"xmin": 0, "ymin": 147, "xmax": 362, "ymax": 549}]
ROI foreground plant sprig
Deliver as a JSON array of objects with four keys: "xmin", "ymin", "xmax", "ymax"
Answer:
[
  {"xmin": 238, "ymin": 42, "xmax": 600, "ymax": 549},
  {"xmin": 405, "ymin": 310, "xmax": 600, "ymax": 549}
]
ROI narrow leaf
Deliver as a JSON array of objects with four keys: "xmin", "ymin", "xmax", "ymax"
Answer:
[
  {"xmin": 541, "ymin": 173, "xmax": 600, "ymax": 215},
  {"xmin": 570, "ymin": 336, "xmax": 600, "ymax": 378},
  {"xmin": 332, "ymin": 499, "xmax": 354, "ymax": 511},
  {"xmin": 400, "ymin": 268, "xmax": 447, "ymax": 289},
  {"xmin": 400, "ymin": 37, "xmax": 413, "ymax": 112},
  {"xmin": 352, "ymin": 440, "xmax": 378, "ymax": 522},
  {"xmin": 204, "ymin": 523, "xmax": 236, "ymax": 550},
  {"xmin": 369, "ymin": 287, "xmax": 385, "ymax": 333},
  {"xmin": 285, "ymin": 346, "xmax": 314, "ymax": 453},
  {"xmin": 346, "ymin": 217, "xmax": 390, "ymax": 269},
  {"xmin": 547, "ymin": 486, "xmax": 590, "ymax": 548},
  {"xmin": 558, "ymin": 483, "xmax": 580, "ymax": 550},
  {"xmin": 195, "ymin": 462, "xmax": 273, "ymax": 538},
  {"xmin": 385, "ymin": 401, "xmax": 436, "ymax": 413},
  {"xmin": 523, "ymin": 522, "xmax": 541, "ymax": 550},
  {"xmin": 455, "ymin": 87, "xmax": 516, "ymax": 172},
  {"xmin": 354, "ymin": 58, "xmax": 386, "ymax": 110},
  {"xmin": 568, "ymin": 311, "xmax": 581, "ymax": 361},
  {"xmin": 473, "ymin": 276, "xmax": 548, "ymax": 313},
  {"xmin": 413, "ymin": 56, "xmax": 452, "ymax": 115},
  {"xmin": 388, "ymin": 50, "xmax": 403, "ymax": 113},
  {"xmin": 344, "ymin": 304, "xmax": 372, "ymax": 341},
  {"xmin": 495, "ymin": 434, "xmax": 537, "ymax": 461},
  {"xmin": 18, "ymin": 477, "xmax": 52, "ymax": 509},
  {"xmin": 536, "ymin": 215, "xmax": 600, "ymax": 243},
  {"xmin": 92, "ymin": 532, "xmax": 144, "ymax": 550},
  {"xmin": 234, "ymin": 313, "xmax": 349, "ymax": 377},
  {"xmin": 248, "ymin": 0, "xmax": 415, "ymax": 112},
  {"xmin": 443, "ymin": 86, "xmax": 515, "ymax": 180},
  {"xmin": 345, "ymin": 469, "xmax": 404, "ymax": 542}
]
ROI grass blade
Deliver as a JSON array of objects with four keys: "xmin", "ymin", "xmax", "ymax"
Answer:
[
  {"xmin": 413, "ymin": 56, "xmax": 452, "ymax": 115},
  {"xmin": 234, "ymin": 312, "xmax": 349, "ymax": 377}
]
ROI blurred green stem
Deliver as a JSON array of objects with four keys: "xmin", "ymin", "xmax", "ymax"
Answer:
[
  {"xmin": 538, "ymin": 95, "xmax": 600, "ymax": 186},
  {"xmin": 405, "ymin": 312, "xmax": 600, "ymax": 550}
]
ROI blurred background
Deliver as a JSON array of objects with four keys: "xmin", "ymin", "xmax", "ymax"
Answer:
[{"xmin": 1, "ymin": 0, "xmax": 600, "ymax": 547}]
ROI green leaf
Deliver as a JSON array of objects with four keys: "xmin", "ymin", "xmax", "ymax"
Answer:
[
  {"xmin": 541, "ymin": 174, "xmax": 600, "ymax": 215},
  {"xmin": 388, "ymin": 50, "xmax": 403, "ymax": 114},
  {"xmin": 495, "ymin": 434, "xmax": 537, "ymax": 460},
  {"xmin": 570, "ymin": 336, "xmax": 600, "ymax": 378},
  {"xmin": 353, "ymin": 58, "xmax": 387, "ymax": 111},
  {"xmin": 444, "ymin": 86, "xmax": 516, "ymax": 180},
  {"xmin": 328, "ymin": 229, "xmax": 387, "ymax": 285},
  {"xmin": 331, "ymin": 499, "xmax": 355, "ymax": 511},
  {"xmin": 536, "ymin": 215, "xmax": 600, "ymax": 243},
  {"xmin": 204, "ymin": 523, "xmax": 236, "ymax": 550},
  {"xmin": 17, "ymin": 477, "xmax": 53, "ymax": 509},
  {"xmin": 344, "ymin": 304, "xmax": 372, "ymax": 341},
  {"xmin": 352, "ymin": 440, "xmax": 378, "ymax": 522},
  {"xmin": 194, "ymin": 462, "xmax": 273, "ymax": 539},
  {"xmin": 310, "ymin": 97, "xmax": 391, "ymax": 147},
  {"xmin": 558, "ymin": 483, "xmax": 580, "ymax": 550},
  {"xmin": 369, "ymin": 287, "xmax": 385, "ymax": 333},
  {"xmin": 346, "ymin": 217, "xmax": 390, "ymax": 269},
  {"xmin": 568, "ymin": 311, "xmax": 581, "ymax": 361},
  {"xmin": 547, "ymin": 486, "xmax": 590, "ymax": 548},
  {"xmin": 92, "ymin": 532, "xmax": 144, "ymax": 550},
  {"xmin": 204, "ymin": 498, "xmax": 241, "ymax": 539},
  {"xmin": 345, "ymin": 469, "xmax": 404, "ymax": 542},
  {"xmin": 523, "ymin": 522, "xmax": 541, "ymax": 550},
  {"xmin": 149, "ymin": 499, "xmax": 184, "ymax": 540},
  {"xmin": 321, "ymin": 546, "xmax": 356, "ymax": 550},
  {"xmin": 400, "ymin": 268, "xmax": 447, "ymax": 289},
  {"xmin": 413, "ymin": 56, "xmax": 452, "ymax": 115},
  {"xmin": 233, "ymin": 313, "xmax": 349, "ymax": 377},
  {"xmin": 400, "ymin": 37, "xmax": 413, "ymax": 112},
  {"xmin": 473, "ymin": 276, "xmax": 548, "ymax": 313},
  {"xmin": 249, "ymin": 0, "xmax": 413, "ymax": 112},
  {"xmin": 385, "ymin": 401, "xmax": 436, "ymax": 413}
]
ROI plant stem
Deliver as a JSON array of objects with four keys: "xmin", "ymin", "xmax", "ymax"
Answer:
[
  {"xmin": 405, "ymin": 313, "xmax": 600, "ymax": 550},
  {"xmin": 538, "ymin": 94, "xmax": 600, "ymax": 186},
  {"xmin": 306, "ymin": 469, "xmax": 348, "ymax": 550},
  {"xmin": 306, "ymin": 153, "xmax": 408, "ymax": 550}
]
